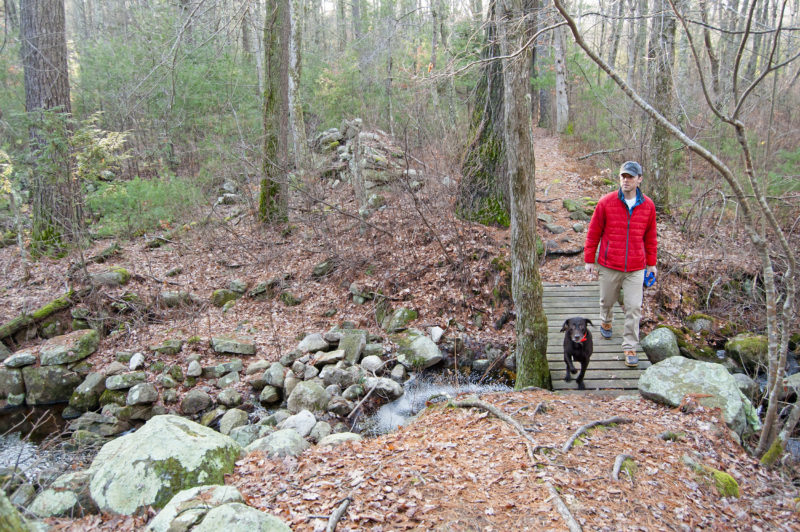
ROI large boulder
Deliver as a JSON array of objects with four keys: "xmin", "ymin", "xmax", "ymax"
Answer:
[
  {"xmin": 364, "ymin": 377, "xmax": 404, "ymax": 400},
  {"xmin": 638, "ymin": 356, "xmax": 761, "ymax": 435},
  {"xmin": 641, "ymin": 327, "xmax": 681, "ymax": 363},
  {"xmin": 182, "ymin": 389, "xmax": 213, "ymax": 415},
  {"xmin": 1, "ymin": 491, "xmax": 33, "ymax": 531},
  {"xmin": 193, "ymin": 502, "xmax": 291, "ymax": 532},
  {"xmin": 286, "ymin": 381, "xmax": 331, "ymax": 413},
  {"xmin": 146, "ymin": 485, "xmax": 243, "ymax": 532},
  {"xmin": 394, "ymin": 328, "xmax": 443, "ymax": 369},
  {"xmin": 211, "ymin": 335, "xmax": 256, "ymax": 356},
  {"xmin": 725, "ymin": 334, "xmax": 768, "ymax": 372},
  {"xmin": 297, "ymin": 333, "xmax": 329, "ymax": 353},
  {"xmin": 244, "ymin": 429, "xmax": 310, "ymax": 458},
  {"xmin": 88, "ymin": 415, "xmax": 242, "ymax": 515},
  {"xmin": 4, "ymin": 350, "xmax": 37, "ymax": 368},
  {"xmin": 0, "ymin": 368, "xmax": 25, "ymax": 407},
  {"xmin": 22, "ymin": 365, "xmax": 83, "ymax": 405},
  {"xmin": 39, "ymin": 329, "xmax": 100, "ymax": 366},
  {"xmin": 69, "ymin": 372, "xmax": 107, "ymax": 412},
  {"xmin": 339, "ymin": 331, "xmax": 367, "ymax": 364},
  {"xmin": 382, "ymin": 308, "xmax": 418, "ymax": 332},
  {"xmin": 68, "ymin": 412, "xmax": 130, "ymax": 437}
]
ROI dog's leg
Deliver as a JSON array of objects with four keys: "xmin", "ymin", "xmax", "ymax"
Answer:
[
  {"xmin": 564, "ymin": 353, "xmax": 574, "ymax": 382},
  {"xmin": 576, "ymin": 360, "xmax": 587, "ymax": 390}
]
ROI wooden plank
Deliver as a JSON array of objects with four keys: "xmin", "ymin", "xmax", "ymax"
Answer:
[
  {"xmin": 553, "ymin": 379, "xmax": 640, "ymax": 391},
  {"xmin": 550, "ymin": 368, "xmax": 644, "ymax": 379},
  {"xmin": 546, "ymin": 345, "xmax": 636, "ymax": 354},
  {"xmin": 545, "ymin": 360, "xmax": 651, "ymax": 370}
]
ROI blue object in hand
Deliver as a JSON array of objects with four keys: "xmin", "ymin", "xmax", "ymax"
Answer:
[{"xmin": 644, "ymin": 271, "xmax": 656, "ymax": 287}]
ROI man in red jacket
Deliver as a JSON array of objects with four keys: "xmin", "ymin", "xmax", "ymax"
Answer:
[{"xmin": 584, "ymin": 161, "xmax": 657, "ymax": 367}]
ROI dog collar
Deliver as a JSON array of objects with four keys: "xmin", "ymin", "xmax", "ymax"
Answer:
[{"xmin": 579, "ymin": 333, "xmax": 588, "ymax": 343}]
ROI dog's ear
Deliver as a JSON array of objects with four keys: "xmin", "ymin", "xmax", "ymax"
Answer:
[
  {"xmin": 560, "ymin": 320, "xmax": 569, "ymax": 332},
  {"xmin": 585, "ymin": 319, "xmax": 594, "ymax": 327}
]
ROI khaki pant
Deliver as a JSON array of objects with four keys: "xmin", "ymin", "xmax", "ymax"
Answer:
[{"xmin": 598, "ymin": 265, "xmax": 644, "ymax": 351}]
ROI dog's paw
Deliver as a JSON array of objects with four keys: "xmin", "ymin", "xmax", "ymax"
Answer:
[
  {"xmin": 564, "ymin": 374, "xmax": 571, "ymax": 382},
  {"xmin": 571, "ymin": 368, "xmax": 578, "ymax": 374},
  {"xmin": 577, "ymin": 381, "xmax": 586, "ymax": 390}
]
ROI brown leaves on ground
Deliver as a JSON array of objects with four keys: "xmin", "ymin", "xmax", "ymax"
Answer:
[{"xmin": 230, "ymin": 390, "xmax": 798, "ymax": 531}]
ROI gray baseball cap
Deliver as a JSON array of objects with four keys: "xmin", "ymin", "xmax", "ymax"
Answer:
[{"xmin": 620, "ymin": 161, "xmax": 642, "ymax": 176}]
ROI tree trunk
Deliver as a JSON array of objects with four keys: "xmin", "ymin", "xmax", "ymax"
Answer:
[
  {"xmin": 288, "ymin": 0, "xmax": 309, "ymax": 169},
  {"xmin": 20, "ymin": 0, "xmax": 79, "ymax": 249},
  {"xmin": 260, "ymin": 0, "xmax": 290, "ymax": 222},
  {"xmin": 606, "ymin": 0, "xmax": 624, "ymax": 68},
  {"xmin": 458, "ymin": 0, "xmax": 509, "ymax": 226},
  {"xmin": 497, "ymin": 0, "xmax": 550, "ymax": 390},
  {"xmin": 337, "ymin": 0, "xmax": 346, "ymax": 51},
  {"xmin": 554, "ymin": 24, "xmax": 569, "ymax": 134},
  {"xmin": 647, "ymin": 0, "xmax": 677, "ymax": 213},
  {"xmin": 537, "ymin": 14, "xmax": 551, "ymax": 128}
]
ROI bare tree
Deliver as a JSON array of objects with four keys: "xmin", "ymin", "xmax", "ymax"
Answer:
[
  {"xmin": 553, "ymin": 0, "xmax": 799, "ymax": 460},
  {"xmin": 288, "ymin": 0, "xmax": 309, "ymax": 168}
]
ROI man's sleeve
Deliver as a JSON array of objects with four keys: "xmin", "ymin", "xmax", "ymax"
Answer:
[
  {"xmin": 583, "ymin": 200, "xmax": 605, "ymax": 264},
  {"xmin": 644, "ymin": 203, "xmax": 658, "ymax": 266}
]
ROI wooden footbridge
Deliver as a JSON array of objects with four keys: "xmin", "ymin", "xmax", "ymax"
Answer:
[{"xmin": 544, "ymin": 282, "xmax": 650, "ymax": 391}]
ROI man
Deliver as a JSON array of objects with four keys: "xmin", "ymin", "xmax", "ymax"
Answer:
[{"xmin": 584, "ymin": 161, "xmax": 657, "ymax": 367}]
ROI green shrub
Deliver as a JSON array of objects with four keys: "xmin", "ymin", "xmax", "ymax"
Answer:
[{"xmin": 87, "ymin": 176, "xmax": 203, "ymax": 238}]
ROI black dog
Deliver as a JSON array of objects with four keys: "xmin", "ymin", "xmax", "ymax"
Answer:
[{"xmin": 561, "ymin": 317, "xmax": 594, "ymax": 390}]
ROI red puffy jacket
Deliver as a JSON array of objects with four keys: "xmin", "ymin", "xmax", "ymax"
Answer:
[{"xmin": 584, "ymin": 188, "xmax": 657, "ymax": 272}]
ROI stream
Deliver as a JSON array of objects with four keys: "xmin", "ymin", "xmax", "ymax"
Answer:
[{"xmin": 356, "ymin": 372, "xmax": 512, "ymax": 436}]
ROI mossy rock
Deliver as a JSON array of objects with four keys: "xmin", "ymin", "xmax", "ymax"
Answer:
[
  {"xmin": 657, "ymin": 325, "xmax": 724, "ymax": 365},
  {"xmin": 169, "ymin": 365, "xmax": 184, "ymax": 382},
  {"xmin": 99, "ymin": 389, "xmax": 127, "ymax": 407},
  {"xmin": 211, "ymin": 289, "xmax": 240, "ymax": 308},
  {"xmin": 725, "ymin": 334, "xmax": 768, "ymax": 372},
  {"xmin": 150, "ymin": 339, "xmax": 184, "ymax": 356},
  {"xmin": 562, "ymin": 198, "xmax": 582, "ymax": 212},
  {"xmin": 279, "ymin": 291, "xmax": 302, "ymax": 306}
]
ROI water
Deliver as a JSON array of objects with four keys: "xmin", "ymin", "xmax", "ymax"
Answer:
[{"xmin": 357, "ymin": 373, "xmax": 512, "ymax": 436}]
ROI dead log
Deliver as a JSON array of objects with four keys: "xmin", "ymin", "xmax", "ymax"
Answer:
[
  {"xmin": 0, "ymin": 290, "xmax": 75, "ymax": 341},
  {"xmin": 546, "ymin": 481, "xmax": 583, "ymax": 532}
]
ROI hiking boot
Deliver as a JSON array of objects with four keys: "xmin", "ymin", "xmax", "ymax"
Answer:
[
  {"xmin": 600, "ymin": 322, "xmax": 613, "ymax": 339},
  {"xmin": 624, "ymin": 350, "xmax": 639, "ymax": 367}
]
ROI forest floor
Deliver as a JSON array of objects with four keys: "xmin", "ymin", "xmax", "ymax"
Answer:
[{"xmin": 3, "ymin": 129, "xmax": 797, "ymax": 530}]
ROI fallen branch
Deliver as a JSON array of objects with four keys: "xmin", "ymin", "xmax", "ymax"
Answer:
[
  {"xmin": 577, "ymin": 148, "xmax": 623, "ymax": 160},
  {"xmin": 545, "ymin": 481, "xmax": 583, "ymax": 532},
  {"xmin": 612, "ymin": 454, "xmax": 635, "ymax": 481},
  {"xmin": 326, "ymin": 497, "xmax": 351, "ymax": 532},
  {"xmin": 451, "ymin": 397, "xmax": 543, "ymax": 462},
  {"xmin": 562, "ymin": 416, "xmax": 633, "ymax": 453},
  {"xmin": 0, "ymin": 290, "xmax": 76, "ymax": 340},
  {"xmin": 346, "ymin": 385, "xmax": 377, "ymax": 419}
]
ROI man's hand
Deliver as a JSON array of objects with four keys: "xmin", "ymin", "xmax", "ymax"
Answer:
[
  {"xmin": 585, "ymin": 263, "xmax": 596, "ymax": 278},
  {"xmin": 646, "ymin": 265, "xmax": 657, "ymax": 275}
]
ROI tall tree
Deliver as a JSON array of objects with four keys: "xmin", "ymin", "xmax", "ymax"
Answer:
[
  {"xmin": 553, "ymin": 24, "xmax": 569, "ymax": 133},
  {"xmin": 497, "ymin": 0, "xmax": 550, "ymax": 389},
  {"xmin": 457, "ymin": 0, "xmax": 509, "ymax": 225},
  {"xmin": 260, "ymin": 0, "xmax": 290, "ymax": 222},
  {"xmin": 20, "ymin": 0, "xmax": 79, "ymax": 248},
  {"xmin": 288, "ymin": 0, "xmax": 308, "ymax": 168},
  {"xmin": 646, "ymin": 0, "xmax": 677, "ymax": 212}
]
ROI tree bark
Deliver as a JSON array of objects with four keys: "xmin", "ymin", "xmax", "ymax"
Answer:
[
  {"xmin": 498, "ymin": 0, "xmax": 550, "ymax": 390},
  {"xmin": 554, "ymin": 24, "xmax": 569, "ymax": 133},
  {"xmin": 288, "ymin": 0, "xmax": 309, "ymax": 169},
  {"xmin": 260, "ymin": 0, "xmax": 290, "ymax": 222},
  {"xmin": 647, "ymin": 0, "xmax": 677, "ymax": 213},
  {"xmin": 458, "ymin": 0, "xmax": 509, "ymax": 225},
  {"xmin": 20, "ymin": 0, "xmax": 79, "ymax": 248}
]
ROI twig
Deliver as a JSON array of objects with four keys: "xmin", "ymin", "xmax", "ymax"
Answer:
[
  {"xmin": 577, "ymin": 148, "xmax": 623, "ymax": 160},
  {"xmin": 611, "ymin": 454, "xmax": 635, "ymax": 481},
  {"xmin": 326, "ymin": 497, "xmax": 352, "ymax": 532},
  {"xmin": 545, "ymin": 481, "xmax": 583, "ymax": 532},
  {"xmin": 562, "ymin": 416, "xmax": 633, "ymax": 453}
]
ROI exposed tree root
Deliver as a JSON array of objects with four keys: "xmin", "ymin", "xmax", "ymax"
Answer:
[
  {"xmin": 451, "ymin": 397, "xmax": 545, "ymax": 462},
  {"xmin": 562, "ymin": 416, "xmax": 633, "ymax": 453},
  {"xmin": 546, "ymin": 481, "xmax": 583, "ymax": 532},
  {"xmin": 326, "ymin": 497, "xmax": 351, "ymax": 532},
  {"xmin": 612, "ymin": 453, "xmax": 635, "ymax": 481}
]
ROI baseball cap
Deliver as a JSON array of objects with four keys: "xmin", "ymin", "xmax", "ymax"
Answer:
[{"xmin": 619, "ymin": 161, "xmax": 642, "ymax": 177}]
